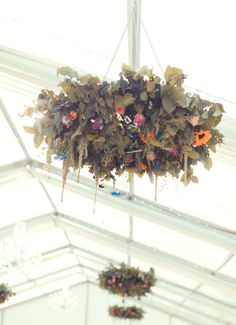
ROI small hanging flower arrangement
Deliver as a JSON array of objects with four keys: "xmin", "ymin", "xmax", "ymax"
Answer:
[
  {"xmin": 109, "ymin": 305, "xmax": 144, "ymax": 320},
  {"xmin": 98, "ymin": 263, "xmax": 156, "ymax": 299},
  {"xmin": 22, "ymin": 64, "xmax": 224, "ymax": 196},
  {"xmin": 0, "ymin": 283, "xmax": 15, "ymax": 304}
]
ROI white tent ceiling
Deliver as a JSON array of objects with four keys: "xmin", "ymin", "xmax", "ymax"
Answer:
[{"xmin": 0, "ymin": 1, "xmax": 236, "ymax": 324}]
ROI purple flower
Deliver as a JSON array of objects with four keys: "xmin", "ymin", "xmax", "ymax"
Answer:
[
  {"xmin": 169, "ymin": 147, "xmax": 179, "ymax": 156},
  {"xmin": 124, "ymin": 154, "xmax": 134, "ymax": 164},
  {"xmin": 133, "ymin": 114, "xmax": 145, "ymax": 126}
]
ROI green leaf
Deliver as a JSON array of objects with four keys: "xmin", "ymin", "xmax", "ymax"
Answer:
[
  {"xmin": 162, "ymin": 96, "xmax": 176, "ymax": 114},
  {"xmin": 191, "ymin": 175, "xmax": 199, "ymax": 183},
  {"xmin": 22, "ymin": 107, "xmax": 34, "ymax": 117},
  {"xmin": 169, "ymin": 87, "xmax": 187, "ymax": 107},
  {"xmin": 140, "ymin": 91, "xmax": 148, "ymax": 101},
  {"xmin": 23, "ymin": 126, "xmax": 35, "ymax": 134},
  {"xmin": 213, "ymin": 103, "xmax": 225, "ymax": 117},
  {"xmin": 34, "ymin": 134, "xmax": 43, "ymax": 148},
  {"xmin": 204, "ymin": 157, "xmax": 213, "ymax": 170},
  {"xmin": 57, "ymin": 66, "xmax": 78, "ymax": 78},
  {"xmin": 188, "ymin": 150, "xmax": 200, "ymax": 159},
  {"xmin": 72, "ymin": 126, "xmax": 82, "ymax": 139},
  {"xmin": 164, "ymin": 66, "xmax": 184, "ymax": 86},
  {"xmin": 95, "ymin": 136, "xmax": 106, "ymax": 143},
  {"xmin": 146, "ymin": 81, "xmax": 155, "ymax": 92}
]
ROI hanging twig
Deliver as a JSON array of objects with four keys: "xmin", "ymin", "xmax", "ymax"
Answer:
[
  {"xmin": 93, "ymin": 175, "xmax": 99, "ymax": 214},
  {"xmin": 154, "ymin": 175, "xmax": 158, "ymax": 201},
  {"xmin": 184, "ymin": 152, "xmax": 188, "ymax": 186}
]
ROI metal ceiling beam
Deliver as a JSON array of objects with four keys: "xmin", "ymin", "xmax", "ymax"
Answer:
[
  {"xmin": 0, "ymin": 99, "xmax": 31, "ymax": 160},
  {"xmin": 0, "ymin": 213, "xmax": 54, "ymax": 237},
  {"xmin": 54, "ymin": 212, "xmax": 236, "ymax": 293},
  {"xmin": 31, "ymin": 160, "xmax": 236, "ymax": 254},
  {"xmin": 128, "ymin": 0, "xmax": 141, "ymax": 69}
]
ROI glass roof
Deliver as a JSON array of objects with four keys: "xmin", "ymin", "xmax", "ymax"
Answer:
[{"xmin": 0, "ymin": 1, "xmax": 236, "ymax": 324}]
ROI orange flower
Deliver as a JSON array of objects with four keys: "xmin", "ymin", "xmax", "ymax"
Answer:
[
  {"xmin": 69, "ymin": 111, "xmax": 78, "ymax": 120},
  {"xmin": 140, "ymin": 162, "xmax": 147, "ymax": 170},
  {"xmin": 140, "ymin": 134, "xmax": 147, "ymax": 143},
  {"xmin": 115, "ymin": 107, "xmax": 125, "ymax": 115},
  {"xmin": 193, "ymin": 130, "xmax": 211, "ymax": 146},
  {"xmin": 147, "ymin": 132, "xmax": 155, "ymax": 140},
  {"xmin": 140, "ymin": 132, "xmax": 155, "ymax": 144}
]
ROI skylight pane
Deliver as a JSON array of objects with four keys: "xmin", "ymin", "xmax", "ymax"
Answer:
[
  {"xmin": 0, "ymin": 178, "xmax": 52, "ymax": 227},
  {"xmin": 0, "ymin": 109, "xmax": 25, "ymax": 165},
  {"xmin": 0, "ymin": 0, "xmax": 128, "ymax": 79},
  {"xmin": 44, "ymin": 183, "xmax": 130, "ymax": 237},
  {"xmin": 133, "ymin": 217, "xmax": 229, "ymax": 270}
]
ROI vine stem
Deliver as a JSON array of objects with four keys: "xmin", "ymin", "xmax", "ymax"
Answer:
[
  {"xmin": 93, "ymin": 176, "xmax": 99, "ymax": 214},
  {"xmin": 77, "ymin": 140, "xmax": 85, "ymax": 183},
  {"xmin": 184, "ymin": 152, "xmax": 188, "ymax": 186},
  {"xmin": 154, "ymin": 175, "xmax": 158, "ymax": 201}
]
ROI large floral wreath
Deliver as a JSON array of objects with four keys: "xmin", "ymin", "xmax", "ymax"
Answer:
[{"xmin": 22, "ymin": 64, "xmax": 224, "ymax": 192}]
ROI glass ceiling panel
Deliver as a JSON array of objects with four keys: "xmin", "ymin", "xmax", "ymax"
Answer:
[
  {"xmin": 0, "ymin": 287, "xmax": 44, "ymax": 310},
  {"xmin": 133, "ymin": 160, "xmax": 236, "ymax": 231},
  {"xmin": 0, "ymin": 0, "xmax": 128, "ymax": 79},
  {"xmin": 219, "ymin": 255, "xmax": 236, "ymax": 279},
  {"xmin": 198, "ymin": 285, "xmax": 236, "ymax": 308},
  {"xmin": 130, "ymin": 257, "xmax": 199, "ymax": 289},
  {"xmin": 44, "ymin": 183, "xmax": 130, "ymax": 238},
  {"xmin": 183, "ymin": 300, "xmax": 231, "ymax": 322},
  {"xmin": 76, "ymin": 256, "xmax": 105, "ymax": 273},
  {"xmin": 24, "ymin": 254, "xmax": 79, "ymax": 279},
  {"xmin": 151, "ymin": 286, "xmax": 184, "ymax": 304},
  {"xmin": 41, "ymin": 273, "xmax": 86, "ymax": 294},
  {"xmin": 27, "ymin": 228, "xmax": 69, "ymax": 254},
  {"xmin": 67, "ymin": 232, "xmax": 128, "ymax": 262},
  {"xmin": 0, "ymin": 271, "xmax": 28, "ymax": 286},
  {"xmin": 133, "ymin": 216, "xmax": 229, "ymax": 270},
  {"xmin": 0, "ymin": 178, "xmax": 52, "ymax": 227},
  {"xmin": 141, "ymin": 0, "xmax": 236, "ymax": 118},
  {"xmin": 0, "ymin": 109, "xmax": 25, "ymax": 165}
]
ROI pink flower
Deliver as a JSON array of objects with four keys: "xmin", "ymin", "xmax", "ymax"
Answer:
[
  {"xmin": 146, "ymin": 151, "xmax": 155, "ymax": 161},
  {"xmin": 188, "ymin": 115, "xmax": 200, "ymax": 127},
  {"xmin": 133, "ymin": 114, "xmax": 145, "ymax": 126},
  {"xmin": 92, "ymin": 119, "xmax": 100, "ymax": 130},
  {"xmin": 62, "ymin": 116, "xmax": 71, "ymax": 128},
  {"xmin": 124, "ymin": 154, "xmax": 134, "ymax": 164},
  {"xmin": 169, "ymin": 147, "xmax": 179, "ymax": 156},
  {"xmin": 56, "ymin": 137, "xmax": 63, "ymax": 145},
  {"xmin": 130, "ymin": 282, "xmax": 136, "ymax": 289},
  {"xmin": 111, "ymin": 275, "xmax": 116, "ymax": 283},
  {"xmin": 107, "ymin": 279, "xmax": 112, "ymax": 285}
]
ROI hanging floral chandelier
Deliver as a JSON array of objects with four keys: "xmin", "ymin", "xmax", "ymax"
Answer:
[
  {"xmin": 0, "ymin": 283, "xmax": 15, "ymax": 304},
  {"xmin": 108, "ymin": 305, "xmax": 144, "ymax": 320},
  {"xmin": 98, "ymin": 263, "xmax": 156, "ymax": 299},
  {"xmin": 22, "ymin": 64, "xmax": 224, "ymax": 198}
]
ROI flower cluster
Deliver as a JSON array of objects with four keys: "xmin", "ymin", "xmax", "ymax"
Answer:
[
  {"xmin": 109, "ymin": 305, "xmax": 144, "ymax": 320},
  {"xmin": 22, "ymin": 64, "xmax": 224, "ymax": 189},
  {"xmin": 98, "ymin": 263, "xmax": 156, "ymax": 299},
  {"xmin": 0, "ymin": 283, "xmax": 15, "ymax": 304}
]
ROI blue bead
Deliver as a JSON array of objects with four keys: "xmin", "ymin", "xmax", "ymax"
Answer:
[
  {"xmin": 156, "ymin": 162, "xmax": 161, "ymax": 169},
  {"xmin": 110, "ymin": 191, "xmax": 121, "ymax": 196}
]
